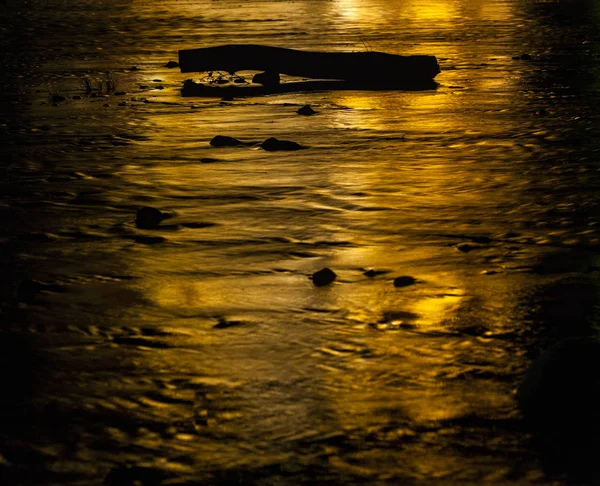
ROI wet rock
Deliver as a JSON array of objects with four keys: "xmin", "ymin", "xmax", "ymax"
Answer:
[
  {"xmin": 50, "ymin": 94, "xmax": 66, "ymax": 103},
  {"xmin": 393, "ymin": 276, "xmax": 417, "ymax": 288},
  {"xmin": 455, "ymin": 243, "xmax": 474, "ymax": 253},
  {"xmin": 221, "ymin": 95, "xmax": 235, "ymax": 101},
  {"xmin": 297, "ymin": 104, "xmax": 316, "ymax": 116},
  {"xmin": 213, "ymin": 317, "xmax": 245, "ymax": 329},
  {"xmin": 130, "ymin": 66, "xmax": 140, "ymax": 71},
  {"xmin": 480, "ymin": 269, "xmax": 500, "ymax": 275},
  {"xmin": 517, "ymin": 338, "xmax": 600, "ymax": 438},
  {"xmin": 72, "ymin": 95, "xmax": 82, "ymax": 100},
  {"xmin": 164, "ymin": 60, "xmax": 179, "ymax": 68},
  {"xmin": 252, "ymin": 71, "xmax": 280, "ymax": 87},
  {"xmin": 260, "ymin": 137, "xmax": 305, "ymax": 151},
  {"xmin": 513, "ymin": 53, "xmax": 532, "ymax": 61},
  {"xmin": 114, "ymin": 91, "xmax": 126, "ymax": 96},
  {"xmin": 210, "ymin": 135, "xmax": 245, "ymax": 147},
  {"xmin": 200, "ymin": 157, "xmax": 220, "ymax": 163},
  {"xmin": 311, "ymin": 268, "xmax": 337, "ymax": 287},
  {"xmin": 363, "ymin": 268, "xmax": 390, "ymax": 277},
  {"xmin": 135, "ymin": 206, "xmax": 164, "ymax": 229}
]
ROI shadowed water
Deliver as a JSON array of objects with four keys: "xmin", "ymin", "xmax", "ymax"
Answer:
[{"xmin": 2, "ymin": 1, "xmax": 600, "ymax": 485}]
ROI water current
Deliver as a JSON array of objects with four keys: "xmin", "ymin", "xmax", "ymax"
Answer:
[{"xmin": 2, "ymin": 0, "xmax": 600, "ymax": 484}]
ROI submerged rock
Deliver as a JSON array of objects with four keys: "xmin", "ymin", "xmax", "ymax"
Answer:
[
  {"xmin": 297, "ymin": 104, "xmax": 316, "ymax": 116},
  {"xmin": 260, "ymin": 137, "xmax": 305, "ymax": 151},
  {"xmin": 135, "ymin": 206, "xmax": 164, "ymax": 229},
  {"xmin": 210, "ymin": 135, "xmax": 246, "ymax": 147},
  {"xmin": 393, "ymin": 276, "xmax": 417, "ymax": 288},
  {"xmin": 363, "ymin": 268, "xmax": 390, "ymax": 277},
  {"xmin": 213, "ymin": 317, "xmax": 245, "ymax": 329},
  {"xmin": 455, "ymin": 243, "xmax": 474, "ymax": 253},
  {"xmin": 165, "ymin": 60, "xmax": 179, "ymax": 68},
  {"xmin": 311, "ymin": 268, "xmax": 337, "ymax": 287}
]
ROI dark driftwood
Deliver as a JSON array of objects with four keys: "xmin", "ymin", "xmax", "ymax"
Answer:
[
  {"xmin": 178, "ymin": 44, "xmax": 440, "ymax": 83},
  {"xmin": 181, "ymin": 78, "xmax": 438, "ymax": 97}
]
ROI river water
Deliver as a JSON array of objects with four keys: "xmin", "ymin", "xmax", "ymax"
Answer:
[{"xmin": 2, "ymin": 1, "xmax": 600, "ymax": 485}]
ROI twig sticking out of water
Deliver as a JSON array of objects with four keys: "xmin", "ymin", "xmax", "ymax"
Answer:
[
  {"xmin": 80, "ymin": 76, "xmax": 94, "ymax": 93},
  {"xmin": 103, "ymin": 72, "xmax": 118, "ymax": 93}
]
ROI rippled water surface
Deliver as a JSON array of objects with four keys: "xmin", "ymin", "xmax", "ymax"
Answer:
[{"xmin": 2, "ymin": 1, "xmax": 600, "ymax": 485}]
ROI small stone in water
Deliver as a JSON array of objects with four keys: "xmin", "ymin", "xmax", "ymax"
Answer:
[
  {"xmin": 456, "ymin": 243, "xmax": 473, "ymax": 253},
  {"xmin": 210, "ymin": 135, "xmax": 245, "ymax": 147},
  {"xmin": 363, "ymin": 268, "xmax": 389, "ymax": 277},
  {"xmin": 311, "ymin": 268, "xmax": 337, "ymax": 286},
  {"xmin": 260, "ymin": 137, "xmax": 305, "ymax": 151},
  {"xmin": 297, "ymin": 104, "xmax": 316, "ymax": 116},
  {"xmin": 135, "ymin": 206, "xmax": 164, "ymax": 229},
  {"xmin": 393, "ymin": 276, "xmax": 417, "ymax": 288},
  {"xmin": 165, "ymin": 61, "xmax": 179, "ymax": 68}
]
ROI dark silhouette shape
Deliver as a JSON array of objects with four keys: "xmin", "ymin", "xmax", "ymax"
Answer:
[
  {"xmin": 260, "ymin": 137, "xmax": 305, "ymax": 151},
  {"xmin": 393, "ymin": 276, "xmax": 417, "ymax": 288},
  {"xmin": 209, "ymin": 135, "xmax": 246, "ymax": 147},
  {"xmin": 135, "ymin": 207, "xmax": 164, "ymax": 229},
  {"xmin": 252, "ymin": 71, "xmax": 280, "ymax": 87},
  {"xmin": 297, "ymin": 105, "xmax": 316, "ymax": 116},
  {"xmin": 311, "ymin": 268, "xmax": 337, "ymax": 287},
  {"xmin": 179, "ymin": 44, "xmax": 440, "ymax": 83}
]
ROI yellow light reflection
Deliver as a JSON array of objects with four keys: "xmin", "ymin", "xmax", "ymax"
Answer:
[{"xmin": 403, "ymin": 0, "xmax": 459, "ymax": 22}]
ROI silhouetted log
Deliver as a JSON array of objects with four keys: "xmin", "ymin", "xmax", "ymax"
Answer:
[
  {"xmin": 181, "ymin": 78, "xmax": 438, "ymax": 97},
  {"xmin": 179, "ymin": 44, "xmax": 440, "ymax": 83}
]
